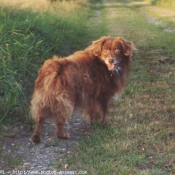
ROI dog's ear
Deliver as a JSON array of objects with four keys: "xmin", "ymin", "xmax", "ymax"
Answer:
[
  {"xmin": 117, "ymin": 38, "xmax": 135, "ymax": 56},
  {"xmin": 87, "ymin": 36, "xmax": 111, "ymax": 56}
]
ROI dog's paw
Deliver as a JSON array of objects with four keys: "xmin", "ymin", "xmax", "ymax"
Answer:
[
  {"xmin": 32, "ymin": 135, "xmax": 41, "ymax": 143},
  {"xmin": 103, "ymin": 118, "xmax": 111, "ymax": 126},
  {"xmin": 57, "ymin": 132, "xmax": 70, "ymax": 139}
]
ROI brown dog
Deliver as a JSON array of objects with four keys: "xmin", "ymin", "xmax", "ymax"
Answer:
[{"xmin": 31, "ymin": 36, "xmax": 135, "ymax": 143}]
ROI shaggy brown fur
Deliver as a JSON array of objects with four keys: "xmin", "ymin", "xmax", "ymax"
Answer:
[{"xmin": 31, "ymin": 36, "xmax": 135, "ymax": 143}]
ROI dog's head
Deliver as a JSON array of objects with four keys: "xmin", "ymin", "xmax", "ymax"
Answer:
[{"xmin": 87, "ymin": 36, "xmax": 135, "ymax": 71}]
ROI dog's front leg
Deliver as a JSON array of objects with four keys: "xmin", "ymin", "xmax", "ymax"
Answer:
[{"xmin": 103, "ymin": 113, "xmax": 111, "ymax": 126}]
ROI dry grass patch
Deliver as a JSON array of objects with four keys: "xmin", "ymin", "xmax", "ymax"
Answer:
[{"xmin": 1, "ymin": 0, "xmax": 88, "ymax": 14}]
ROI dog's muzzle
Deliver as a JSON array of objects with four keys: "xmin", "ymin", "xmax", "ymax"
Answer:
[
  {"xmin": 106, "ymin": 57, "xmax": 121, "ymax": 74},
  {"xmin": 107, "ymin": 58, "xmax": 116, "ymax": 70}
]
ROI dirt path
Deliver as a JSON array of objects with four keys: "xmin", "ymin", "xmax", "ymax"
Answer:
[
  {"xmin": 1, "ymin": 112, "xmax": 91, "ymax": 173},
  {"xmin": 128, "ymin": 1, "xmax": 175, "ymax": 33},
  {"xmin": 104, "ymin": 0, "xmax": 175, "ymax": 35}
]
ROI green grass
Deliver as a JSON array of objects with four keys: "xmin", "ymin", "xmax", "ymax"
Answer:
[
  {"xmin": 56, "ymin": 0, "xmax": 175, "ymax": 174},
  {"xmin": 0, "ymin": 0, "xmax": 105, "ymax": 125}
]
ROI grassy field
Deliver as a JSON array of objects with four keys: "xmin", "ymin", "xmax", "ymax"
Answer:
[
  {"xmin": 0, "ymin": 0, "xmax": 175, "ymax": 174},
  {"xmin": 56, "ymin": 0, "xmax": 175, "ymax": 174}
]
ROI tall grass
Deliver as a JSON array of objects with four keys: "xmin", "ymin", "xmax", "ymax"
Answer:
[{"xmin": 0, "ymin": 0, "xmax": 101, "ymax": 124}]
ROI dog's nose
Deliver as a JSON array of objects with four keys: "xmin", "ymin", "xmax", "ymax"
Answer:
[{"xmin": 108, "ymin": 58, "xmax": 114, "ymax": 64}]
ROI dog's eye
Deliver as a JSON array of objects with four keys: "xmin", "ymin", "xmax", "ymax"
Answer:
[
  {"xmin": 103, "ymin": 50, "xmax": 109, "ymax": 55},
  {"xmin": 114, "ymin": 49, "xmax": 120, "ymax": 54}
]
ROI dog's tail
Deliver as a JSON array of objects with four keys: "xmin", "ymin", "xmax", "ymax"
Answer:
[
  {"xmin": 31, "ymin": 56, "xmax": 61, "ymax": 119},
  {"xmin": 37, "ymin": 56, "xmax": 60, "ymax": 91}
]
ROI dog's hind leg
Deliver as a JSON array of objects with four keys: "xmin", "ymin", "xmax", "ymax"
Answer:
[
  {"xmin": 32, "ymin": 105, "xmax": 52, "ymax": 143},
  {"xmin": 31, "ymin": 107, "xmax": 50, "ymax": 143},
  {"xmin": 32, "ymin": 117, "xmax": 44, "ymax": 143},
  {"xmin": 55, "ymin": 116, "xmax": 70, "ymax": 139},
  {"xmin": 55, "ymin": 93, "xmax": 74, "ymax": 139}
]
